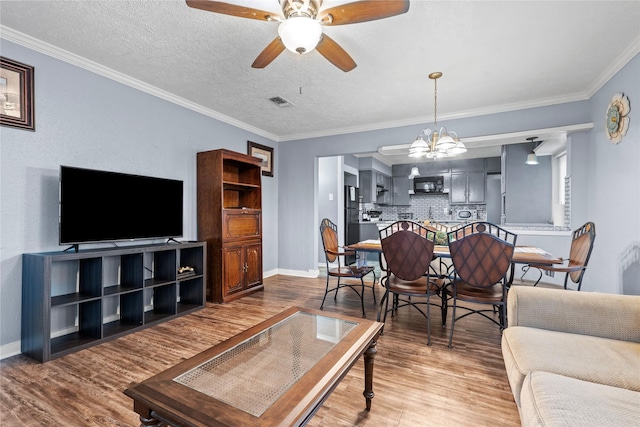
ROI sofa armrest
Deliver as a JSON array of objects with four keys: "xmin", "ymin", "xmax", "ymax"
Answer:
[{"xmin": 507, "ymin": 286, "xmax": 640, "ymax": 343}]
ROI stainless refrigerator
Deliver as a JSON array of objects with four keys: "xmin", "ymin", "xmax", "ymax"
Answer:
[{"xmin": 344, "ymin": 185, "xmax": 360, "ymax": 265}]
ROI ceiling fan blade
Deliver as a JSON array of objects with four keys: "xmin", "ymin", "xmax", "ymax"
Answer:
[
  {"xmin": 185, "ymin": 0, "xmax": 276, "ymax": 21},
  {"xmin": 319, "ymin": 0, "xmax": 409, "ymax": 25},
  {"xmin": 315, "ymin": 35, "xmax": 357, "ymax": 72},
  {"xmin": 252, "ymin": 38, "xmax": 286, "ymax": 68},
  {"xmin": 318, "ymin": 0, "xmax": 409, "ymax": 25}
]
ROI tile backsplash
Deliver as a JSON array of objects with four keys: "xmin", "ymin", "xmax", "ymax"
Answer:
[{"xmin": 366, "ymin": 194, "xmax": 486, "ymax": 222}]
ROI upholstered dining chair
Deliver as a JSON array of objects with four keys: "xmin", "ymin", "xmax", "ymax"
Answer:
[
  {"xmin": 443, "ymin": 222, "xmax": 517, "ymax": 348},
  {"xmin": 523, "ymin": 222, "xmax": 596, "ymax": 291},
  {"xmin": 378, "ymin": 220, "xmax": 443, "ymax": 345},
  {"xmin": 319, "ymin": 218, "xmax": 376, "ymax": 317}
]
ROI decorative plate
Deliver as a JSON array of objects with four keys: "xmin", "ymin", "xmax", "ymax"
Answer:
[{"xmin": 606, "ymin": 93, "xmax": 630, "ymax": 144}]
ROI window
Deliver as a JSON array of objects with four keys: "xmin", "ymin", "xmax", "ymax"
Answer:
[
  {"xmin": 552, "ymin": 151, "xmax": 568, "ymax": 226},
  {"xmin": 557, "ymin": 152, "xmax": 567, "ymax": 205}
]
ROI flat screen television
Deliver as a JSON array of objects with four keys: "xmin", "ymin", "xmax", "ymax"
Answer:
[{"xmin": 59, "ymin": 166, "xmax": 183, "ymax": 246}]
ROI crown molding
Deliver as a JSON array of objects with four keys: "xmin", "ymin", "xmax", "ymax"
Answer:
[
  {"xmin": 586, "ymin": 34, "xmax": 640, "ymax": 98},
  {"xmin": 3, "ymin": 25, "xmax": 637, "ymax": 143},
  {"xmin": 277, "ymin": 92, "xmax": 590, "ymax": 142},
  {"xmin": 0, "ymin": 26, "xmax": 279, "ymax": 142}
]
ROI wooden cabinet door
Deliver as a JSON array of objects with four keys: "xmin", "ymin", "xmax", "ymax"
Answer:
[
  {"xmin": 223, "ymin": 211, "xmax": 261, "ymax": 240},
  {"xmin": 244, "ymin": 243, "xmax": 262, "ymax": 289},
  {"xmin": 222, "ymin": 246, "xmax": 244, "ymax": 295}
]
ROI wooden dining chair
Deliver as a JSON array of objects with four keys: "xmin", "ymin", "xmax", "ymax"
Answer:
[
  {"xmin": 319, "ymin": 218, "xmax": 376, "ymax": 317},
  {"xmin": 378, "ymin": 221, "xmax": 443, "ymax": 345},
  {"xmin": 443, "ymin": 222, "xmax": 517, "ymax": 348},
  {"xmin": 523, "ymin": 222, "xmax": 596, "ymax": 291}
]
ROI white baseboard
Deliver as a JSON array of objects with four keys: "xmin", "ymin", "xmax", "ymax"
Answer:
[
  {"xmin": 0, "ymin": 340, "xmax": 21, "ymax": 360},
  {"xmin": 276, "ymin": 268, "xmax": 319, "ymax": 278}
]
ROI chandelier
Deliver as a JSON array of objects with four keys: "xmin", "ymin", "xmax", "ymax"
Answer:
[{"xmin": 409, "ymin": 72, "xmax": 466, "ymax": 159}]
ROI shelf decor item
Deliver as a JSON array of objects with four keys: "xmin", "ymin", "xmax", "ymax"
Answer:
[
  {"xmin": 605, "ymin": 93, "xmax": 630, "ymax": 144},
  {"xmin": 248, "ymin": 141, "xmax": 274, "ymax": 177},
  {"xmin": 0, "ymin": 56, "xmax": 35, "ymax": 131}
]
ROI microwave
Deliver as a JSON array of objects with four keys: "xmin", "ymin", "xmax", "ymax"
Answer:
[{"xmin": 414, "ymin": 176, "xmax": 446, "ymax": 193}]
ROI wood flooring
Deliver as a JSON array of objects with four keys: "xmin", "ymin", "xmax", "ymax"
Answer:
[{"xmin": 1, "ymin": 275, "xmax": 522, "ymax": 426}]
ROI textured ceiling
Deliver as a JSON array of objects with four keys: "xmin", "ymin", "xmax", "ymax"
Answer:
[{"xmin": 1, "ymin": 1, "xmax": 639, "ymax": 157}]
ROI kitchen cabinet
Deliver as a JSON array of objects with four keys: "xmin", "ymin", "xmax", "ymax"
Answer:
[
  {"xmin": 424, "ymin": 161, "xmax": 451, "ymax": 174},
  {"xmin": 392, "ymin": 176, "xmax": 411, "ymax": 205},
  {"xmin": 197, "ymin": 149, "xmax": 263, "ymax": 303},
  {"xmin": 359, "ymin": 170, "xmax": 391, "ymax": 204},
  {"xmin": 450, "ymin": 171, "xmax": 486, "ymax": 204},
  {"xmin": 450, "ymin": 158, "xmax": 485, "ymax": 172}
]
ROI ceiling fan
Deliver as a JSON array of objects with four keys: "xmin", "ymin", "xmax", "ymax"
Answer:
[{"xmin": 185, "ymin": 0, "xmax": 410, "ymax": 72}]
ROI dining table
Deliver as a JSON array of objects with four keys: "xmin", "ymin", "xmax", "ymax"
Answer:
[{"xmin": 346, "ymin": 239, "xmax": 563, "ymax": 284}]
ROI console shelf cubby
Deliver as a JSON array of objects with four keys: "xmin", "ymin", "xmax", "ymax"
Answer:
[{"xmin": 21, "ymin": 242, "xmax": 206, "ymax": 362}]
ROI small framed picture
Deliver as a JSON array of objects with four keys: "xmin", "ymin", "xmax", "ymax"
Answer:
[
  {"xmin": 248, "ymin": 141, "xmax": 274, "ymax": 177},
  {"xmin": 0, "ymin": 57, "xmax": 35, "ymax": 131}
]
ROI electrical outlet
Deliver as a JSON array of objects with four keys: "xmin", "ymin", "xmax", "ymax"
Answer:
[{"xmin": 328, "ymin": 193, "xmax": 333, "ymax": 201}]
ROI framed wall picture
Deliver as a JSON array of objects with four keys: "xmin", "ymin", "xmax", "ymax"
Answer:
[
  {"xmin": 0, "ymin": 57, "xmax": 35, "ymax": 131},
  {"xmin": 248, "ymin": 141, "xmax": 274, "ymax": 177}
]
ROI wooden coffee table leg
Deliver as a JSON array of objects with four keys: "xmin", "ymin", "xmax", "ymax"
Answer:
[{"xmin": 363, "ymin": 336, "xmax": 379, "ymax": 411}]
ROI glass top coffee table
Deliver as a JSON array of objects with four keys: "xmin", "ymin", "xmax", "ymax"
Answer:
[{"xmin": 124, "ymin": 307, "xmax": 384, "ymax": 426}]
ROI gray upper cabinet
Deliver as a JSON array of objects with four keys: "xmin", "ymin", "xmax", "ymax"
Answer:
[
  {"xmin": 450, "ymin": 173, "xmax": 467, "ymax": 204},
  {"xmin": 450, "ymin": 158, "xmax": 485, "ymax": 172},
  {"xmin": 392, "ymin": 176, "xmax": 411, "ymax": 205},
  {"xmin": 424, "ymin": 161, "xmax": 451, "ymax": 174},
  {"xmin": 450, "ymin": 171, "xmax": 486, "ymax": 204},
  {"xmin": 467, "ymin": 171, "xmax": 486, "ymax": 203},
  {"xmin": 359, "ymin": 170, "xmax": 374, "ymax": 203},
  {"xmin": 359, "ymin": 170, "xmax": 392, "ymax": 204}
]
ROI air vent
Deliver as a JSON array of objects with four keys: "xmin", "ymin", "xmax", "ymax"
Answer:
[{"xmin": 268, "ymin": 96, "xmax": 294, "ymax": 107}]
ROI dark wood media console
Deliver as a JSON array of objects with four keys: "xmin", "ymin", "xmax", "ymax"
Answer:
[{"xmin": 21, "ymin": 242, "xmax": 206, "ymax": 362}]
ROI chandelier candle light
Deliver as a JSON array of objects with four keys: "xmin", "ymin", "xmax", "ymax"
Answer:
[{"xmin": 409, "ymin": 72, "xmax": 466, "ymax": 159}]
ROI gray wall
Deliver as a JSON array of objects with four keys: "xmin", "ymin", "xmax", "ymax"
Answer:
[
  {"xmin": 1, "ymin": 37, "xmax": 638, "ymax": 356},
  {"xmin": 585, "ymin": 53, "xmax": 640, "ymax": 294},
  {"xmin": 318, "ymin": 157, "xmax": 341, "ymax": 264},
  {"xmin": 278, "ymin": 53, "xmax": 639, "ymax": 295},
  {"xmin": 0, "ymin": 40, "xmax": 279, "ymax": 352},
  {"xmin": 504, "ymin": 142, "xmax": 553, "ymax": 224}
]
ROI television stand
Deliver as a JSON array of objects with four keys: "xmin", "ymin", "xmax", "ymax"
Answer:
[
  {"xmin": 63, "ymin": 244, "xmax": 79, "ymax": 253},
  {"xmin": 21, "ymin": 241, "xmax": 206, "ymax": 362},
  {"xmin": 166, "ymin": 238, "xmax": 182, "ymax": 244}
]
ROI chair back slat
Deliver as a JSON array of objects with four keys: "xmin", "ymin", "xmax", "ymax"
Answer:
[
  {"xmin": 568, "ymin": 222, "xmax": 596, "ymax": 283},
  {"xmin": 447, "ymin": 222, "xmax": 517, "ymax": 288},
  {"xmin": 320, "ymin": 218, "xmax": 339, "ymax": 263},
  {"xmin": 380, "ymin": 221, "xmax": 435, "ymax": 281}
]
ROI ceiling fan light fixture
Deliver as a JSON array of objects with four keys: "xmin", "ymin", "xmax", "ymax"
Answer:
[{"xmin": 278, "ymin": 16, "xmax": 322, "ymax": 54}]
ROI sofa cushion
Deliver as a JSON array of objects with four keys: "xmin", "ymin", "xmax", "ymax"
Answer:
[
  {"xmin": 502, "ymin": 326, "xmax": 640, "ymax": 406},
  {"xmin": 520, "ymin": 371, "xmax": 640, "ymax": 427}
]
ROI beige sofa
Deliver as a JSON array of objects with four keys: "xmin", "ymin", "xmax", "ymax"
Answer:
[{"xmin": 501, "ymin": 286, "xmax": 640, "ymax": 426}]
